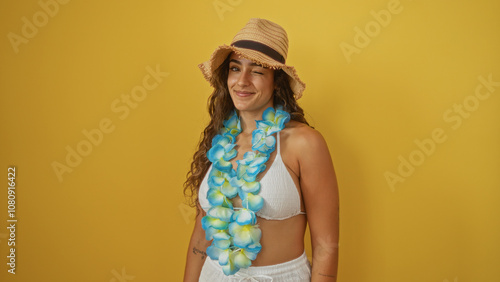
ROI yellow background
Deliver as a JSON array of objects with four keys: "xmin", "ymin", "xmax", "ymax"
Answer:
[{"xmin": 1, "ymin": 0, "xmax": 499, "ymax": 281}]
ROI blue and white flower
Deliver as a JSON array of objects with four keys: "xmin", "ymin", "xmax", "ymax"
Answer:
[
  {"xmin": 257, "ymin": 106, "xmax": 290, "ymax": 135},
  {"xmin": 208, "ymin": 168, "xmax": 238, "ymax": 199},
  {"xmin": 219, "ymin": 111, "xmax": 241, "ymax": 142},
  {"xmin": 207, "ymin": 135, "xmax": 238, "ymax": 173}
]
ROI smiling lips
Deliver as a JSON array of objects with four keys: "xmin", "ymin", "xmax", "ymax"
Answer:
[{"xmin": 234, "ymin": 90, "xmax": 255, "ymax": 97}]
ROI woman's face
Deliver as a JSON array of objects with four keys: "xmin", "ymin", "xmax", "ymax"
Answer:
[{"xmin": 227, "ymin": 52, "xmax": 275, "ymax": 114}]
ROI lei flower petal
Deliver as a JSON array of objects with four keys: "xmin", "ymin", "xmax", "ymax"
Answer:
[
  {"xmin": 213, "ymin": 238, "xmax": 231, "ymax": 249},
  {"xmin": 233, "ymin": 250, "xmax": 252, "ymax": 269},
  {"xmin": 207, "ymin": 206, "xmax": 234, "ymax": 222},
  {"xmin": 211, "ymin": 134, "xmax": 230, "ymax": 147},
  {"xmin": 214, "ymin": 159, "xmax": 233, "ymax": 173},
  {"xmin": 206, "ymin": 228, "xmax": 231, "ymax": 242},
  {"xmin": 251, "ymin": 129, "xmax": 276, "ymax": 154},
  {"xmin": 207, "ymin": 144, "xmax": 225, "ymax": 162},
  {"xmin": 207, "ymin": 188, "xmax": 225, "ymax": 206},
  {"xmin": 206, "ymin": 243, "xmax": 224, "ymax": 260},
  {"xmin": 222, "ymin": 111, "xmax": 241, "ymax": 133},
  {"xmin": 229, "ymin": 227, "xmax": 252, "ymax": 248},
  {"xmin": 222, "ymin": 146, "xmax": 237, "ymax": 161},
  {"xmin": 242, "ymin": 173, "xmax": 257, "ymax": 183},
  {"xmin": 251, "ymin": 156, "xmax": 269, "ymax": 167},
  {"xmin": 250, "ymin": 129, "xmax": 266, "ymax": 150},
  {"xmin": 241, "ymin": 193, "xmax": 264, "ymax": 212},
  {"xmin": 232, "ymin": 208, "xmax": 257, "ymax": 225},
  {"xmin": 204, "ymin": 226, "xmax": 218, "ymax": 241},
  {"xmin": 229, "ymin": 176, "xmax": 244, "ymax": 188},
  {"xmin": 229, "ymin": 222, "xmax": 262, "ymax": 248},
  {"xmin": 221, "ymin": 253, "xmax": 239, "ymax": 275},
  {"xmin": 245, "ymin": 166, "xmax": 261, "ymax": 178},
  {"xmin": 207, "ymin": 188, "xmax": 234, "ymax": 209},
  {"xmin": 202, "ymin": 215, "xmax": 229, "ymax": 230},
  {"xmin": 208, "ymin": 175, "xmax": 225, "ymax": 187},
  {"xmin": 240, "ymin": 180, "xmax": 260, "ymax": 194},
  {"xmin": 208, "ymin": 168, "xmax": 228, "ymax": 185},
  {"xmin": 241, "ymin": 249, "xmax": 258, "ymax": 261},
  {"xmin": 220, "ymin": 181, "xmax": 238, "ymax": 198},
  {"xmin": 262, "ymin": 107, "xmax": 276, "ymax": 123},
  {"xmin": 245, "ymin": 242, "xmax": 262, "ymax": 256},
  {"xmin": 218, "ymin": 249, "xmax": 230, "ymax": 265},
  {"xmin": 274, "ymin": 109, "xmax": 290, "ymax": 129},
  {"xmin": 213, "ymin": 230, "xmax": 231, "ymax": 241},
  {"xmin": 256, "ymin": 120, "xmax": 274, "ymax": 134}
]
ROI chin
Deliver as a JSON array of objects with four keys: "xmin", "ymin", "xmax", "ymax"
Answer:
[
  {"xmin": 231, "ymin": 98, "xmax": 255, "ymax": 111},
  {"xmin": 233, "ymin": 104, "xmax": 251, "ymax": 112}
]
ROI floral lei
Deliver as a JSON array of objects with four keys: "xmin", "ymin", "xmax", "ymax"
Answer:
[{"xmin": 202, "ymin": 106, "xmax": 291, "ymax": 275}]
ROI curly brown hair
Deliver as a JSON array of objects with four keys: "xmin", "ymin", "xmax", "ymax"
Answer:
[{"xmin": 183, "ymin": 54, "xmax": 311, "ymax": 213}]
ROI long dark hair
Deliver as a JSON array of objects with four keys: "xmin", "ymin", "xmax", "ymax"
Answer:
[{"xmin": 183, "ymin": 54, "xmax": 310, "ymax": 211}]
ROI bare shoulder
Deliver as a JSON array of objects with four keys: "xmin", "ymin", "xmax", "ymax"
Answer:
[
  {"xmin": 280, "ymin": 120, "xmax": 334, "ymax": 179},
  {"xmin": 281, "ymin": 120, "xmax": 328, "ymax": 152}
]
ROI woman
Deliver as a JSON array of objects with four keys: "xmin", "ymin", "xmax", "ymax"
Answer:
[{"xmin": 183, "ymin": 18, "xmax": 339, "ymax": 281}]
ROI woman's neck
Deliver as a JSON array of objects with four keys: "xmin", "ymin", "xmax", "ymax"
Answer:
[
  {"xmin": 236, "ymin": 100, "xmax": 275, "ymax": 134},
  {"xmin": 239, "ymin": 103, "xmax": 280, "ymax": 134},
  {"xmin": 238, "ymin": 111, "xmax": 261, "ymax": 134}
]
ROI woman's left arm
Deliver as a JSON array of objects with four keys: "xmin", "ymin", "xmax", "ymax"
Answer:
[{"xmin": 298, "ymin": 128, "xmax": 339, "ymax": 282}]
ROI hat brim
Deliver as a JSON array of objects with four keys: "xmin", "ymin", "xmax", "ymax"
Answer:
[{"xmin": 199, "ymin": 44, "xmax": 305, "ymax": 99}]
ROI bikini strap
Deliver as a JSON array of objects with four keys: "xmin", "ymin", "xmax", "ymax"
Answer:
[{"xmin": 277, "ymin": 131, "xmax": 281, "ymax": 155}]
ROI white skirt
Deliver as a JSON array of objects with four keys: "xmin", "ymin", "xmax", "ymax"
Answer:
[{"xmin": 198, "ymin": 251, "xmax": 311, "ymax": 282}]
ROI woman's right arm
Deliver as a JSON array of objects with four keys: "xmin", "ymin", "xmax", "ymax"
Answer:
[{"xmin": 183, "ymin": 205, "xmax": 210, "ymax": 282}]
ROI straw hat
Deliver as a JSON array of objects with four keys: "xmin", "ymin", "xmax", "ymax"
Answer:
[{"xmin": 199, "ymin": 18, "xmax": 306, "ymax": 99}]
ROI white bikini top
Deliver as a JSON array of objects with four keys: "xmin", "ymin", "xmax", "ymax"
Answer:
[{"xmin": 198, "ymin": 131, "xmax": 306, "ymax": 220}]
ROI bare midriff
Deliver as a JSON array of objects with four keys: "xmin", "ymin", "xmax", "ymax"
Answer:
[{"xmin": 250, "ymin": 214, "xmax": 307, "ymax": 266}]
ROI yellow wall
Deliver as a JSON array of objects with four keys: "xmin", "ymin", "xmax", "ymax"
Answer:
[{"xmin": 0, "ymin": 0, "xmax": 499, "ymax": 281}]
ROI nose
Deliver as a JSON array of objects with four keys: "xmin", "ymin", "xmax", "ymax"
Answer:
[{"xmin": 237, "ymin": 70, "xmax": 251, "ymax": 87}]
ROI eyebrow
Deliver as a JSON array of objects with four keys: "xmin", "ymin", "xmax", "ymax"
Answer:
[{"xmin": 229, "ymin": 59, "xmax": 266, "ymax": 68}]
